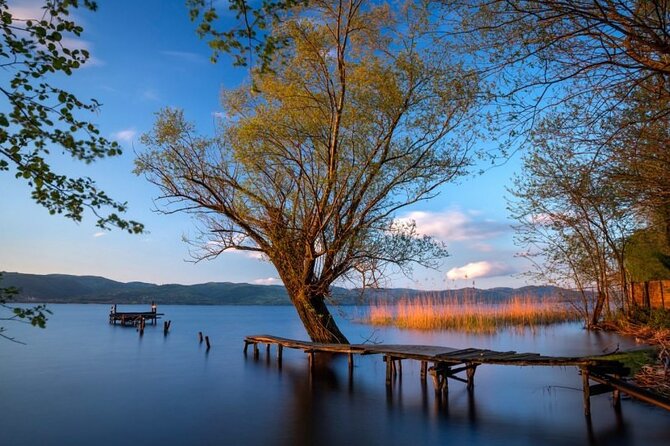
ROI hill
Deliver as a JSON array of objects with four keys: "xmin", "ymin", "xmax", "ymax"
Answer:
[{"xmin": 1, "ymin": 272, "xmax": 580, "ymax": 305}]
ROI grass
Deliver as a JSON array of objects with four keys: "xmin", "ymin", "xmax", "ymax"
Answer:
[
  {"xmin": 364, "ymin": 295, "xmax": 581, "ymax": 334},
  {"xmin": 593, "ymin": 349, "xmax": 658, "ymax": 376}
]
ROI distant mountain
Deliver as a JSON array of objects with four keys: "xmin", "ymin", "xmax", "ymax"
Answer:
[{"xmin": 1, "ymin": 272, "xmax": 582, "ymax": 305}]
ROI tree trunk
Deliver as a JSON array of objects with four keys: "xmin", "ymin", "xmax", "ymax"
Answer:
[
  {"xmin": 590, "ymin": 290, "xmax": 606, "ymax": 327},
  {"xmin": 289, "ymin": 289, "xmax": 349, "ymax": 344}
]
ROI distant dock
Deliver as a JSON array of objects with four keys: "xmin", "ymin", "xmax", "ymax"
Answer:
[
  {"xmin": 109, "ymin": 303, "xmax": 163, "ymax": 326},
  {"xmin": 244, "ymin": 334, "xmax": 670, "ymax": 416}
]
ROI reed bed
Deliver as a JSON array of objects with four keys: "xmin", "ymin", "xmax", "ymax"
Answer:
[{"xmin": 365, "ymin": 295, "xmax": 581, "ymax": 334}]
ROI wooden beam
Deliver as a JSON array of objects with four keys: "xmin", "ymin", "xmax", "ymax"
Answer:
[
  {"xmin": 589, "ymin": 383, "xmax": 614, "ymax": 396},
  {"xmin": 582, "ymin": 369, "xmax": 591, "ymax": 417}
]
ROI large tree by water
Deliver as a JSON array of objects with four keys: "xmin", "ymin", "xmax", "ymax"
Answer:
[{"xmin": 137, "ymin": 0, "xmax": 480, "ymax": 343}]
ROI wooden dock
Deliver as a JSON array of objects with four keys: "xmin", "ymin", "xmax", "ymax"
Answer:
[
  {"xmin": 109, "ymin": 303, "xmax": 163, "ymax": 327},
  {"xmin": 244, "ymin": 334, "xmax": 670, "ymax": 416}
]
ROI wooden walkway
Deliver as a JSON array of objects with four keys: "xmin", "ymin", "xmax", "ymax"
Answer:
[
  {"xmin": 243, "ymin": 334, "xmax": 670, "ymax": 416},
  {"xmin": 108, "ymin": 303, "xmax": 163, "ymax": 327}
]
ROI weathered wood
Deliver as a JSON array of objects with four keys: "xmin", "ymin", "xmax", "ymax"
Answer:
[
  {"xmin": 244, "ymin": 334, "xmax": 627, "ymax": 369},
  {"xmin": 589, "ymin": 383, "xmax": 614, "ymax": 396},
  {"xmin": 588, "ymin": 369, "xmax": 670, "ymax": 412},
  {"xmin": 385, "ymin": 355, "xmax": 393, "ymax": 385},
  {"xmin": 242, "ymin": 334, "xmax": 670, "ymax": 415},
  {"xmin": 612, "ymin": 374, "xmax": 621, "ymax": 412},
  {"xmin": 466, "ymin": 365, "xmax": 477, "ymax": 391},
  {"xmin": 582, "ymin": 369, "xmax": 591, "ymax": 417},
  {"xmin": 277, "ymin": 344, "xmax": 283, "ymax": 362}
]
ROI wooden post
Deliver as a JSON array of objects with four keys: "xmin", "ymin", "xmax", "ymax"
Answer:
[
  {"xmin": 244, "ymin": 341, "xmax": 250, "ymax": 355},
  {"xmin": 198, "ymin": 331, "xmax": 204, "ymax": 343},
  {"xmin": 582, "ymin": 368, "xmax": 592, "ymax": 417},
  {"xmin": 613, "ymin": 374, "xmax": 621, "ymax": 412},
  {"xmin": 266, "ymin": 343, "xmax": 271, "ymax": 356},
  {"xmin": 308, "ymin": 351, "xmax": 315, "ymax": 372},
  {"xmin": 661, "ymin": 281, "xmax": 666, "ymax": 309},
  {"xmin": 253, "ymin": 343, "xmax": 259, "ymax": 358},
  {"xmin": 277, "ymin": 344, "xmax": 283, "ymax": 362},
  {"xmin": 348, "ymin": 353, "xmax": 354, "ymax": 374},
  {"xmin": 466, "ymin": 364, "xmax": 477, "ymax": 391},
  {"xmin": 205, "ymin": 335, "xmax": 211, "ymax": 350},
  {"xmin": 420, "ymin": 361, "xmax": 427, "ymax": 381},
  {"xmin": 385, "ymin": 356, "xmax": 393, "ymax": 385},
  {"xmin": 139, "ymin": 317, "xmax": 145, "ymax": 336}
]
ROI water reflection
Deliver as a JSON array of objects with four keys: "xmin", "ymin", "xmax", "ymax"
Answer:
[
  {"xmin": 242, "ymin": 317, "xmax": 667, "ymax": 446},
  {"xmin": 1, "ymin": 305, "xmax": 668, "ymax": 446}
]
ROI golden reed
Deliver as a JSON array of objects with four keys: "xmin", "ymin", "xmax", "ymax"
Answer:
[{"xmin": 365, "ymin": 294, "xmax": 580, "ymax": 333}]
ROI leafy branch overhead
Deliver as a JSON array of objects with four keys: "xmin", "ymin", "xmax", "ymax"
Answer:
[
  {"xmin": 0, "ymin": 274, "xmax": 51, "ymax": 344},
  {"xmin": 187, "ymin": 0, "xmax": 306, "ymax": 72},
  {"xmin": 0, "ymin": 0, "xmax": 142, "ymax": 232}
]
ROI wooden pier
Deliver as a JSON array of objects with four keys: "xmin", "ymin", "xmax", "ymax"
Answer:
[
  {"xmin": 109, "ymin": 303, "xmax": 163, "ymax": 327},
  {"xmin": 243, "ymin": 334, "xmax": 670, "ymax": 416}
]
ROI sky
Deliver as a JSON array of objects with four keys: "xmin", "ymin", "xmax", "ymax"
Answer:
[{"xmin": 0, "ymin": 0, "xmax": 532, "ymax": 290}]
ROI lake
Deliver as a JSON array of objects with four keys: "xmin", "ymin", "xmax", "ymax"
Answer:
[{"xmin": 1, "ymin": 304, "xmax": 669, "ymax": 445}]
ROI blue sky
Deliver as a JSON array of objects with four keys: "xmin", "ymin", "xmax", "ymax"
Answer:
[{"xmin": 0, "ymin": 0, "xmax": 531, "ymax": 290}]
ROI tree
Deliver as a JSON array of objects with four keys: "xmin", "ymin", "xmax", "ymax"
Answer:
[
  {"xmin": 510, "ymin": 129, "xmax": 637, "ymax": 326},
  {"xmin": 138, "ymin": 0, "xmax": 480, "ymax": 343},
  {"xmin": 0, "ymin": 0, "xmax": 143, "ymax": 232}
]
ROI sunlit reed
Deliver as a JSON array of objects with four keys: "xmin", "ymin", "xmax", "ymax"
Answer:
[{"xmin": 365, "ymin": 294, "xmax": 580, "ymax": 334}]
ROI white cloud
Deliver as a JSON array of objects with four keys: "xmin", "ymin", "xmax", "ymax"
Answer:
[
  {"xmin": 93, "ymin": 231, "xmax": 106, "ymax": 238},
  {"xmin": 142, "ymin": 89, "xmax": 160, "ymax": 101},
  {"xmin": 394, "ymin": 209, "xmax": 509, "ymax": 242},
  {"xmin": 472, "ymin": 242, "xmax": 495, "ymax": 252},
  {"xmin": 446, "ymin": 261, "xmax": 515, "ymax": 280},
  {"xmin": 161, "ymin": 50, "xmax": 207, "ymax": 64},
  {"xmin": 224, "ymin": 247, "xmax": 266, "ymax": 260},
  {"xmin": 8, "ymin": 4, "xmax": 46, "ymax": 20},
  {"xmin": 253, "ymin": 277, "xmax": 282, "ymax": 285},
  {"xmin": 113, "ymin": 128, "xmax": 137, "ymax": 142}
]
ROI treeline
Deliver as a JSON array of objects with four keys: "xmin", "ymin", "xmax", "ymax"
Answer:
[{"xmin": 2, "ymin": 272, "xmax": 577, "ymax": 306}]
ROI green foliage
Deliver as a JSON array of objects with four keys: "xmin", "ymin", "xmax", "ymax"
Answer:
[
  {"xmin": 0, "ymin": 0, "xmax": 142, "ymax": 232},
  {"xmin": 595, "ymin": 349, "xmax": 656, "ymax": 376},
  {"xmin": 626, "ymin": 228, "xmax": 670, "ymax": 282},
  {"xmin": 628, "ymin": 307, "xmax": 670, "ymax": 330},
  {"xmin": 1, "ymin": 273, "xmax": 51, "ymax": 343},
  {"xmin": 187, "ymin": 0, "xmax": 305, "ymax": 72}
]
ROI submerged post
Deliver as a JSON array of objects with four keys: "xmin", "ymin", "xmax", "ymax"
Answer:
[
  {"xmin": 466, "ymin": 364, "xmax": 477, "ymax": 392},
  {"xmin": 205, "ymin": 335, "xmax": 211, "ymax": 350},
  {"xmin": 385, "ymin": 355, "xmax": 393, "ymax": 386},
  {"xmin": 198, "ymin": 331, "xmax": 203, "ymax": 343},
  {"xmin": 582, "ymin": 368, "xmax": 592, "ymax": 417}
]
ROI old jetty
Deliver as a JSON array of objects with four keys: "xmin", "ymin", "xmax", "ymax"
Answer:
[
  {"xmin": 109, "ymin": 303, "xmax": 163, "ymax": 327},
  {"xmin": 244, "ymin": 334, "xmax": 670, "ymax": 416}
]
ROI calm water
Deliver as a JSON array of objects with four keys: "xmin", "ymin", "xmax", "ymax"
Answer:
[{"xmin": 1, "ymin": 305, "xmax": 669, "ymax": 446}]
